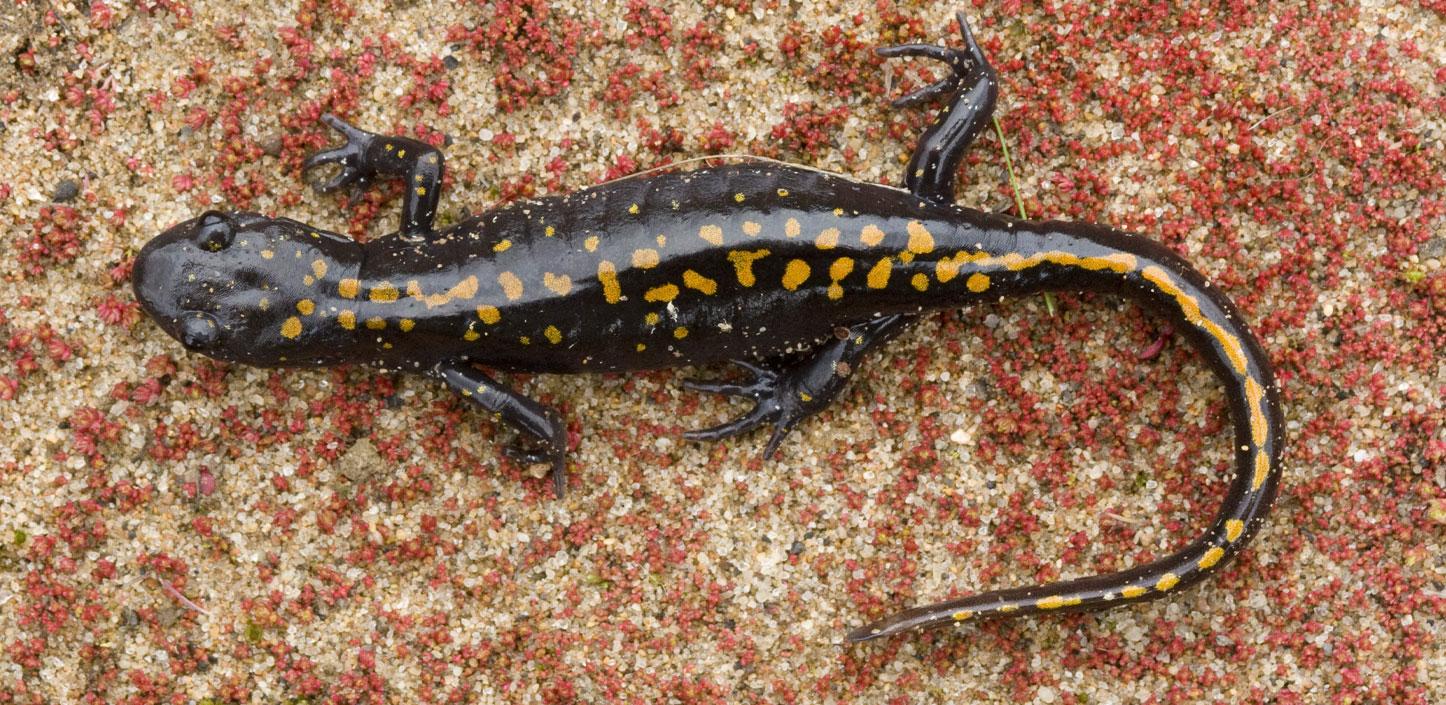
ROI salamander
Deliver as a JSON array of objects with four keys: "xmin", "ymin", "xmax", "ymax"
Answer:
[{"xmin": 132, "ymin": 13, "xmax": 1283, "ymax": 642}]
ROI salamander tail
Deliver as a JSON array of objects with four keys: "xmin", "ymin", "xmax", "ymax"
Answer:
[{"xmin": 846, "ymin": 222, "xmax": 1284, "ymax": 641}]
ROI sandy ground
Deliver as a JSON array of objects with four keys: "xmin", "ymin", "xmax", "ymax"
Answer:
[{"xmin": 0, "ymin": 1, "xmax": 1442, "ymax": 703}]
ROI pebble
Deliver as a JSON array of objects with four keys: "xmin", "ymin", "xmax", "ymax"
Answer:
[{"xmin": 52, "ymin": 178, "xmax": 79, "ymax": 202}]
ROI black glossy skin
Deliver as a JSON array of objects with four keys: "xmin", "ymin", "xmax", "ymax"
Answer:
[{"xmin": 133, "ymin": 14, "xmax": 1283, "ymax": 642}]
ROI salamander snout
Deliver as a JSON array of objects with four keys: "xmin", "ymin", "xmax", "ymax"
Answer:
[{"xmin": 133, "ymin": 210, "xmax": 363, "ymax": 366}]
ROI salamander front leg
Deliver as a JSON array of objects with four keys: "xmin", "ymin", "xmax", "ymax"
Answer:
[
  {"xmin": 436, "ymin": 361, "xmax": 568, "ymax": 497},
  {"xmin": 302, "ymin": 114, "xmax": 445, "ymax": 239},
  {"xmin": 684, "ymin": 315, "xmax": 913, "ymax": 458},
  {"xmin": 879, "ymin": 11, "xmax": 998, "ymax": 204}
]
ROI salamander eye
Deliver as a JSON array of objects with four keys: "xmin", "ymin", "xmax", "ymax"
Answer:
[
  {"xmin": 196, "ymin": 211, "xmax": 234, "ymax": 252},
  {"xmin": 180, "ymin": 313, "xmax": 220, "ymax": 349}
]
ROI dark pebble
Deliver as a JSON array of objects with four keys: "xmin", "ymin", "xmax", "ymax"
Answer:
[{"xmin": 52, "ymin": 179, "xmax": 80, "ymax": 203}]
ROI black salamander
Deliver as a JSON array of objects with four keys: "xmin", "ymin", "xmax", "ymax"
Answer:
[{"xmin": 133, "ymin": 14, "xmax": 1283, "ymax": 641}]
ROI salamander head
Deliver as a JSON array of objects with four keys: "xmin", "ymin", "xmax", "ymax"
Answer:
[{"xmin": 133, "ymin": 211, "xmax": 364, "ymax": 367}]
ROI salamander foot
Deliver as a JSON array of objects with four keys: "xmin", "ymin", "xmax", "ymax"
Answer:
[
  {"xmin": 877, "ymin": 11, "xmax": 998, "ymax": 204},
  {"xmin": 303, "ymin": 114, "xmax": 379, "ymax": 203},
  {"xmin": 303, "ymin": 113, "xmax": 446, "ymax": 237},
  {"xmin": 682, "ymin": 360, "xmax": 813, "ymax": 459}
]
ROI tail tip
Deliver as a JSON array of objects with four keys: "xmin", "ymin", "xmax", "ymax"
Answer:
[
  {"xmin": 845, "ymin": 617, "xmax": 910, "ymax": 643},
  {"xmin": 845, "ymin": 624, "xmax": 886, "ymax": 643}
]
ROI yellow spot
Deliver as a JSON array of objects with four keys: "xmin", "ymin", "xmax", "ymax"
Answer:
[
  {"xmin": 628, "ymin": 203, "xmax": 640, "ymax": 215},
  {"xmin": 1198, "ymin": 547, "xmax": 1226, "ymax": 570},
  {"xmin": 743, "ymin": 221, "xmax": 761, "ymax": 236},
  {"xmin": 1036, "ymin": 595, "xmax": 1082, "ymax": 609},
  {"xmin": 727, "ymin": 249, "xmax": 770, "ymax": 287},
  {"xmin": 397, "ymin": 149, "xmax": 405, "ymax": 158},
  {"xmin": 519, "ymin": 336, "xmax": 531, "ymax": 345},
  {"xmin": 673, "ymin": 326, "xmax": 689, "ymax": 339},
  {"xmin": 632, "ymin": 249, "xmax": 661, "ymax": 269},
  {"xmin": 935, "ymin": 252, "xmax": 967, "ymax": 283},
  {"xmin": 785, "ymin": 218, "xmax": 800, "ymax": 237},
  {"xmin": 1225, "ymin": 519, "xmax": 1245, "ymax": 542},
  {"xmin": 833, "ymin": 207, "xmax": 844, "ymax": 217},
  {"xmin": 644, "ymin": 312, "xmax": 661, "ymax": 325},
  {"xmin": 777, "ymin": 188, "xmax": 789, "ymax": 197},
  {"xmin": 1155, "ymin": 573, "xmax": 1180, "ymax": 592},
  {"xmin": 543, "ymin": 272, "xmax": 573, "ymax": 296},
  {"xmin": 337, "ymin": 310, "xmax": 356, "ymax": 330},
  {"xmin": 1121, "ymin": 586, "xmax": 1147, "ymax": 599},
  {"xmin": 463, "ymin": 329, "xmax": 480, "ymax": 341},
  {"xmin": 451, "ymin": 276, "xmax": 478, "ymax": 300},
  {"xmin": 498, "ymin": 272, "xmax": 524, "ymax": 301},
  {"xmin": 280, "ymin": 317, "xmax": 302, "ymax": 339},
  {"xmin": 636, "ymin": 343, "xmax": 647, "ymax": 352},
  {"xmin": 827, "ymin": 257, "xmax": 855, "ymax": 300},
  {"xmin": 415, "ymin": 186, "xmax": 427, "ymax": 197},
  {"xmin": 866, "ymin": 257, "xmax": 893, "ymax": 289},
  {"xmin": 399, "ymin": 319, "xmax": 415, "ymax": 332},
  {"xmin": 906, "ymin": 220, "xmax": 935, "ymax": 254},
  {"xmin": 999, "ymin": 605, "xmax": 1019, "ymax": 613},
  {"xmin": 365, "ymin": 317, "xmax": 386, "ymax": 330},
  {"xmin": 476, "ymin": 305, "xmax": 501, "ymax": 325},
  {"xmin": 1202, "ymin": 319, "xmax": 1249, "ymax": 374},
  {"xmin": 1245, "ymin": 377, "xmax": 1268, "ymax": 446},
  {"xmin": 407, "ymin": 279, "xmax": 474, "ymax": 309},
  {"xmin": 1142, "ymin": 264, "xmax": 1248, "ymax": 373},
  {"xmin": 645, "ymin": 284, "xmax": 680, "ymax": 302},
  {"xmin": 860, "ymin": 224, "xmax": 886, "ymax": 247},
  {"xmin": 261, "ymin": 249, "xmax": 274, "ymax": 260},
  {"xmin": 1101, "ymin": 252, "xmax": 1138, "ymax": 271},
  {"xmin": 966, "ymin": 273, "xmax": 991, "ymax": 293},
  {"xmin": 311, "ymin": 259, "xmax": 328, "ymax": 279},
  {"xmin": 733, "ymin": 193, "xmax": 745, "ymax": 203},
  {"xmin": 384, "ymin": 143, "xmax": 393, "ymax": 151},
  {"xmin": 598, "ymin": 261, "xmax": 621, "ymax": 304},
  {"xmin": 898, "ymin": 252, "xmax": 915, "ymax": 264},
  {"xmin": 816, "ymin": 227, "xmax": 840, "ymax": 250},
  {"xmin": 303, "ymin": 275, "xmax": 315, "ymax": 286},
  {"xmin": 782, "ymin": 260, "xmax": 811, "ymax": 291},
  {"xmin": 699, "ymin": 224, "xmax": 724, "ymax": 246},
  {"xmin": 493, "ymin": 239, "xmax": 512, "ymax": 253},
  {"xmin": 1253, "ymin": 452, "xmax": 1270, "ymax": 490},
  {"xmin": 545, "ymin": 225, "xmax": 556, "ymax": 237},
  {"xmin": 683, "ymin": 270, "xmax": 717, "ymax": 295},
  {"xmin": 296, "ymin": 299, "xmax": 315, "ymax": 315},
  {"xmin": 951, "ymin": 610, "xmax": 972, "ymax": 621},
  {"xmin": 370, "ymin": 282, "xmax": 399, "ymax": 303},
  {"xmin": 258, "ymin": 297, "xmax": 269, "ymax": 311},
  {"xmin": 339, "ymin": 278, "xmax": 359, "ymax": 299},
  {"xmin": 585, "ymin": 236, "xmax": 600, "ymax": 252},
  {"xmin": 544, "ymin": 325, "xmax": 562, "ymax": 344},
  {"xmin": 911, "ymin": 273, "xmax": 929, "ymax": 292}
]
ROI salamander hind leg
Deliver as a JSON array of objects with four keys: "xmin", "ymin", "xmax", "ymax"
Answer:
[
  {"xmin": 437, "ymin": 361, "xmax": 568, "ymax": 497},
  {"xmin": 683, "ymin": 315, "xmax": 913, "ymax": 458},
  {"xmin": 303, "ymin": 113, "xmax": 445, "ymax": 239},
  {"xmin": 878, "ymin": 11, "xmax": 998, "ymax": 204}
]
